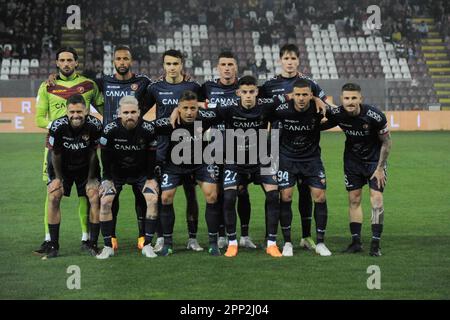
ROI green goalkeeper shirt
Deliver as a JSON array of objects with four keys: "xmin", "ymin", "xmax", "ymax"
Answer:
[{"xmin": 35, "ymin": 73, "xmax": 104, "ymax": 129}]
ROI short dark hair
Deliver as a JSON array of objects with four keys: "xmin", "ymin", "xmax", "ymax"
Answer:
[
  {"xmin": 293, "ymin": 79, "xmax": 313, "ymax": 90},
  {"xmin": 56, "ymin": 47, "xmax": 78, "ymax": 61},
  {"xmin": 279, "ymin": 44, "xmax": 300, "ymax": 58},
  {"xmin": 179, "ymin": 90, "xmax": 198, "ymax": 102},
  {"xmin": 342, "ymin": 83, "xmax": 362, "ymax": 92},
  {"xmin": 66, "ymin": 94, "xmax": 86, "ymax": 107},
  {"xmin": 218, "ymin": 51, "xmax": 236, "ymax": 61},
  {"xmin": 162, "ymin": 49, "xmax": 184, "ymax": 63},
  {"xmin": 114, "ymin": 45, "xmax": 133, "ymax": 57},
  {"xmin": 238, "ymin": 75, "xmax": 257, "ymax": 87}
]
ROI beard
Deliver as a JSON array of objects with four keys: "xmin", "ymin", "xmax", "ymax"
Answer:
[
  {"xmin": 70, "ymin": 117, "xmax": 84, "ymax": 128},
  {"xmin": 60, "ymin": 67, "xmax": 75, "ymax": 77},
  {"xmin": 115, "ymin": 65, "xmax": 130, "ymax": 76},
  {"xmin": 124, "ymin": 119, "xmax": 137, "ymax": 129}
]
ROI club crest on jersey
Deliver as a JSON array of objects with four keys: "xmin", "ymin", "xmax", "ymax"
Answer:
[
  {"xmin": 131, "ymin": 84, "xmax": 138, "ymax": 91},
  {"xmin": 77, "ymin": 86, "xmax": 85, "ymax": 94},
  {"xmin": 366, "ymin": 109, "xmax": 382, "ymax": 122},
  {"xmin": 363, "ymin": 124, "xmax": 369, "ymax": 129},
  {"xmin": 82, "ymin": 134, "xmax": 89, "ymax": 141},
  {"xmin": 207, "ymin": 165, "xmax": 218, "ymax": 179}
]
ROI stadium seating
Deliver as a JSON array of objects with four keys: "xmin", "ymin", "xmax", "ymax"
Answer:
[{"xmin": 0, "ymin": 0, "xmax": 444, "ymax": 110}]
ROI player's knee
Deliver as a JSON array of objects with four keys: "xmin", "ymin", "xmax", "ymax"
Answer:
[
  {"xmin": 87, "ymin": 189, "xmax": 99, "ymax": 204},
  {"xmin": 281, "ymin": 191, "xmax": 293, "ymax": 202},
  {"xmin": 100, "ymin": 195, "xmax": 114, "ymax": 211},
  {"xmin": 349, "ymin": 198, "xmax": 361, "ymax": 208},
  {"xmin": 48, "ymin": 190, "xmax": 63, "ymax": 205},
  {"xmin": 86, "ymin": 187, "xmax": 96, "ymax": 198},
  {"xmin": 205, "ymin": 190, "xmax": 218, "ymax": 204},
  {"xmin": 313, "ymin": 190, "xmax": 326, "ymax": 203},
  {"xmin": 161, "ymin": 191, "xmax": 174, "ymax": 205},
  {"xmin": 349, "ymin": 191, "xmax": 362, "ymax": 207},
  {"xmin": 144, "ymin": 193, "xmax": 158, "ymax": 207},
  {"xmin": 370, "ymin": 193, "xmax": 383, "ymax": 208}
]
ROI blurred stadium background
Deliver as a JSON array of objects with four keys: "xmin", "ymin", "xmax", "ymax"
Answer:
[{"xmin": 0, "ymin": 0, "xmax": 449, "ymax": 300}]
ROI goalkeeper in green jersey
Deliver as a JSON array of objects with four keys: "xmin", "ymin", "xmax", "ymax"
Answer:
[{"xmin": 33, "ymin": 47, "xmax": 104, "ymax": 255}]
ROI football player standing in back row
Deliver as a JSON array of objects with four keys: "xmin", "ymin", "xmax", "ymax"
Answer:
[
  {"xmin": 259, "ymin": 43, "xmax": 332, "ymax": 251},
  {"xmin": 43, "ymin": 45, "xmax": 154, "ymax": 251},
  {"xmin": 146, "ymin": 49, "xmax": 203, "ymax": 252},
  {"xmin": 324, "ymin": 83, "xmax": 392, "ymax": 256},
  {"xmin": 94, "ymin": 45, "xmax": 153, "ymax": 252},
  {"xmin": 33, "ymin": 47, "xmax": 104, "ymax": 256},
  {"xmin": 198, "ymin": 76, "xmax": 283, "ymax": 258},
  {"xmin": 198, "ymin": 51, "xmax": 257, "ymax": 250}
]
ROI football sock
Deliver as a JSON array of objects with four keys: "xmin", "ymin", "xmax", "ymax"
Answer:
[
  {"xmin": 48, "ymin": 223, "xmax": 60, "ymax": 249},
  {"xmin": 371, "ymin": 224, "xmax": 383, "ymax": 241},
  {"xmin": 44, "ymin": 196, "xmax": 50, "ymax": 241},
  {"xmin": 89, "ymin": 222, "xmax": 100, "ymax": 246},
  {"xmin": 237, "ymin": 188, "xmax": 251, "ymax": 237},
  {"xmin": 78, "ymin": 196, "xmax": 89, "ymax": 239},
  {"xmin": 111, "ymin": 196, "xmax": 119, "ymax": 237},
  {"xmin": 156, "ymin": 199, "xmax": 163, "ymax": 237},
  {"xmin": 298, "ymin": 182, "xmax": 313, "ymax": 238},
  {"xmin": 187, "ymin": 219, "xmax": 198, "ymax": 239},
  {"xmin": 265, "ymin": 190, "xmax": 280, "ymax": 242},
  {"xmin": 314, "ymin": 201, "xmax": 328, "ymax": 244},
  {"xmin": 100, "ymin": 220, "xmax": 113, "ymax": 247},
  {"xmin": 217, "ymin": 192, "xmax": 226, "ymax": 237},
  {"xmin": 205, "ymin": 202, "xmax": 220, "ymax": 244},
  {"xmin": 161, "ymin": 204, "xmax": 175, "ymax": 246},
  {"xmin": 144, "ymin": 218, "xmax": 157, "ymax": 246},
  {"xmin": 223, "ymin": 189, "xmax": 237, "ymax": 241},
  {"xmin": 280, "ymin": 200, "xmax": 293, "ymax": 243},
  {"xmin": 133, "ymin": 186, "xmax": 146, "ymax": 237},
  {"xmin": 264, "ymin": 203, "xmax": 269, "ymax": 240},
  {"xmin": 184, "ymin": 183, "xmax": 199, "ymax": 221},
  {"xmin": 350, "ymin": 222, "xmax": 362, "ymax": 243}
]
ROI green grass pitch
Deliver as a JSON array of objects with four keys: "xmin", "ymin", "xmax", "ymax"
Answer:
[{"xmin": 0, "ymin": 131, "xmax": 449, "ymax": 299}]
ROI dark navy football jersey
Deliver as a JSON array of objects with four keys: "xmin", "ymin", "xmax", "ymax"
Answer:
[
  {"xmin": 326, "ymin": 104, "xmax": 389, "ymax": 162},
  {"xmin": 100, "ymin": 117, "xmax": 171, "ymax": 180},
  {"xmin": 146, "ymin": 79, "xmax": 201, "ymax": 118},
  {"xmin": 98, "ymin": 73, "xmax": 152, "ymax": 125},
  {"xmin": 48, "ymin": 115, "xmax": 103, "ymax": 172},
  {"xmin": 199, "ymin": 78, "xmax": 239, "ymax": 107},
  {"xmin": 146, "ymin": 78, "xmax": 201, "ymax": 162},
  {"xmin": 199, "ymin": 78, "xmax": 239, "ymax": 132},
  {"xmin": 163, "ymin": 109, "xmax": 217, "ymax": 170},
  {"xmin": 271, "ymin": 99, "xmax": 326, "ymax": 161},
  {"xmin": 258, "ymin": 74, "xmax": 327, "ymax": 103},
  {"xmin": 202, "ymin": 98, "xmax": 281, "ymax": 168}
]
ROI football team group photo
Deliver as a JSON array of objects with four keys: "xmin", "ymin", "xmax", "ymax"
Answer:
[{"xmin": 1, "ymin": 0, "xmax": 448, "ymax": 301}]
